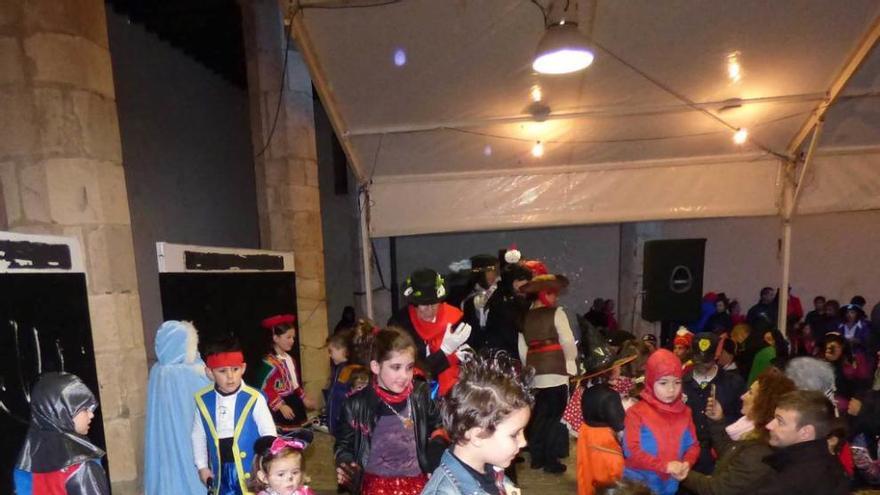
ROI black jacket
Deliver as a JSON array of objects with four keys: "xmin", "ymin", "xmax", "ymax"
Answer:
[
  {"xmin": 334, "ymin": 381, "xmax": 442, "ymax": 494},
  {"xmin": 752, "ymin": 439, "xmax": 850, "ymax": 495},
  {"xmin": 683, "ymin": 367, "xmax": 746, "ymax": 474},
  {"xmin": 462, "ymin": 288, "xmax": 529, "ymax": 359}
]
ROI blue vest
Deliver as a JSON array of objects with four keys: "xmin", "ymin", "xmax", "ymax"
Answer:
[{"xmin": 195, "ymin": 384, "xmax": 263, "ymax": 495}]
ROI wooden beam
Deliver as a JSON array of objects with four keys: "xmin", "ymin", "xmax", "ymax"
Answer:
[
  {"xmin": 786, "ymin": 14, "xmax": 880, "ymax": 157},
  {"xmin": 289, "ymin": 7, "xmax": 369, "ymax": 184}
]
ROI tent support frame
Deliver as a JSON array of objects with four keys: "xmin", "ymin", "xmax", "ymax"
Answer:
[
  {"xmin": 359, "ymin": 188, "xmax": 374, "ymax": 319},
  {"xmin": 777, "ymin": 120, "xmax": 825, "ymax": 335}
]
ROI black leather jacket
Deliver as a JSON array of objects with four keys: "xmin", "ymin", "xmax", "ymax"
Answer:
[{"xmin": 334, "ymin": 381, "xmax": 442, "ymax": 494}]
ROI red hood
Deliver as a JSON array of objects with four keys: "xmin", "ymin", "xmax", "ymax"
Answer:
[
  {"xmin": 645, "ymin": 349, "xmax": 683, "ymax": 389},
  {"xmin": 641, "ymin": 349, "xmax": 686, "ymax": 413}
]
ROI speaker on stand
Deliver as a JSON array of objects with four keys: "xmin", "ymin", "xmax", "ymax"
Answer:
[{"xmin": 641, "ymin": 239, "xmax": 706, "ymax": 346}]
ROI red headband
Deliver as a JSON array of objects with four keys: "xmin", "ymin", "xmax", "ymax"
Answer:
[
  {"xmin": 206, "ymin": 351, "xmax": 244, "ymax": 369},
  {"xmin": 261, "ymin": 314, "xmax": 296, "ymax": 329}
]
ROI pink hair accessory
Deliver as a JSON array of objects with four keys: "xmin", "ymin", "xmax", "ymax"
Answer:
[{"xmin": 269, "ymin": 436, "xmax": 307, "ymax": 455}]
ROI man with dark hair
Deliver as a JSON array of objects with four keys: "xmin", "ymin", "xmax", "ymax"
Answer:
[
  {"xmin": 805, "ymin": 295, "xmax": 827, "ymax": 338},
  {"xmin": 747, "ymin": 287, "xmax": 777, "ymax": 328},
  {"xmin": 752, "ymin": 390, "xmax": 849, "ymax": 495}
]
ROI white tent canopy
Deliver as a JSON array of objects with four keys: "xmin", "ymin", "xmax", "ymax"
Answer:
[{"xmin": 294, "ymin": 0, "xmax": 880, "ymax": 236}]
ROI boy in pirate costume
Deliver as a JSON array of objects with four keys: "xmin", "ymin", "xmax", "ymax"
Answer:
[
  {"xmin": 517, "ymin": 272, "xmax": 578, "ymax": 474},
  {"xmin": 192, "ymin": 339, "xmax": 276, "ymax": 495}
]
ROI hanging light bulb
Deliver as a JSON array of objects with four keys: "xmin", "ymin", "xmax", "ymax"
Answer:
[
  {"xmin": 733, "ymin": 128, "xmax": 748, "ymax": 144},
  {"xmin": 530, "ymin": 85, "xmax": 543, "ymax": 102},
  {"xmin": 727, "ymin": 51, "xmax": 742, "ymax": 82},
  {"xmin": 531, "ymin": 141, "xmax": 544, "ymax": 157},
  {"xmin": 533, "ymin": 22, "xmax": 594, "ymax": 75}
]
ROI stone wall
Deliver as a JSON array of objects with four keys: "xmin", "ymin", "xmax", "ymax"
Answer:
[
  {"xmin": 240, "ymin": 0, "xmax": 331, "ymax": 401},
  {"xmin": 0, "ymin": 1, "xmax": 147, "ymax": 493}
]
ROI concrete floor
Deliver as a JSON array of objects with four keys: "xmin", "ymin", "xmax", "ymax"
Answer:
[{"xmin": 303, "ymin": 430, "xmax": 578, "ymax": 495}]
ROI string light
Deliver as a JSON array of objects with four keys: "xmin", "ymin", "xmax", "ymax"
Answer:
[
  {"xmin": 727, "ymin": 52, "xmax": 742, "ymax": 83},
  {"xmin": 530, "ymin": 85, "xmax": 543, "ymax": 103},
  {"xmin": 733, "ymin": 128, "xmax": 748, "ymax": 144},
  {"xmin": 531, "ymin": 141, "xmax": 544, "ymax": 157}
]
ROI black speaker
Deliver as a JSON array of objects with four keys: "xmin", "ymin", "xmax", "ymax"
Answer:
[{"xmin": 642, "ymin": 239, "xmax": 706, "ymax": 322}]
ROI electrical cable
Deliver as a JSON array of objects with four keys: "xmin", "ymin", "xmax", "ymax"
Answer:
[
  {"xmin": 530, "ymin": 0, "xmax": 548, "ymax": 26},
  {"xmin": 296, "ymin": 0, "xmax": 403, "ymax": 11},
  {"xmin": 590, "ymin": 39, "xmax": 789, "ymax": 159},
  {"xmin": 382, "ymin": 108, "xmax": 813, "ymax": 147},
  {"xmin": 254, "ymin": 1, "xmax": 295, "ymax": 159}
]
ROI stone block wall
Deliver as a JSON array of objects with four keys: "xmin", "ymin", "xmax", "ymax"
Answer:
[
  {"xmin": 0, "ymin": 1, "xmax": 147, "ymax": 493},
  {"xmin": 240, "ymin": 0, "xmax": 331, "ymax": 402}
]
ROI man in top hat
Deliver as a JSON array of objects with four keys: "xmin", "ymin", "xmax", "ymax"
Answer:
[
  {"xmin": 388, "ymin": 268, "xmax": 472, "ymax": 397},
  {"xmin": 682, "ymin": 332, "xmax": 746, "ymax": 474},
  {"xmin": 518, "ymin": 273, "xmax": 578, "ymax": 474},
  {"xmin": 460, "ymin": 254, "xmax": 501, "ymax": 352}
]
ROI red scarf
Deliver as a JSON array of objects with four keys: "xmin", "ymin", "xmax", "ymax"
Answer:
[
  {"xmin": 408, "ymin": 303, "xmax": 463, "ymax": 396},
  {"xmin": 372, "ymin": 378, "xmax": 413, "ymax": 404}
]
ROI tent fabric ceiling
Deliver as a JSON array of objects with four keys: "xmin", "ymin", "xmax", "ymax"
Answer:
[{"xmin": 298, "ymin": 0, "xmax": 880, "ymax": 235}]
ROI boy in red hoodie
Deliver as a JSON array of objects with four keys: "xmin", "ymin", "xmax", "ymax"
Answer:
[{"xmin": 623, "ymin": 349, "xmax": 699, "ymax": 495}]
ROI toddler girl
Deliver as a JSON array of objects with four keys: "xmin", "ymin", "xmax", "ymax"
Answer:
[{"xmin": 249, "ymin": 431, "xmax": 315, "ymax": 495}]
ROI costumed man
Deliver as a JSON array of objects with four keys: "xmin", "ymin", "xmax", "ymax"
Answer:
[
  {"xmin": 460, "ymin": 254, "xmax": 501, "ymax": 352},
  {"xmin": 388, "ymin": 268, "xmax": 472, "ymax": 397},
  {"xmin": 14, "ymin": 373, "xmax": 110, "ymax": 495},
  {"xmin": 518, "ymin": 272, "xmax": 578, "ymax": 474},
  {"xmin": 681, "ymin": 332, "xmax": 745, "ymax": 474},
  {"xmin": 145, "ymin": 320, "xmax": 211, "ymax": 495},
  {"xmin": 576, "ymin": 324, "xmax": 638, "ymax": 495},
  {"xmin": 488, "ymin": 251, "xmax": 534, "ymax": 359}
]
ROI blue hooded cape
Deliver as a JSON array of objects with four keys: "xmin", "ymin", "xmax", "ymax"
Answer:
[{"xmin": 144, "ymin": 321, "xmax": 210, "ymax": 495}]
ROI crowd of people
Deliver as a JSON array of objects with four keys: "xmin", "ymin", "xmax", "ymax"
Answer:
[{"xmin": 9, "ymin": 248, "xmax": 880, "ymax": 495}]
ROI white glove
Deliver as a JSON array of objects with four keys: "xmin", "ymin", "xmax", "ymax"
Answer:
[
  {"xmin": 440, "ymin": 322, "xmax": 472, "ymax": 355},
  {"xmin": 455, "ymin": 344, "xmax": 474, "ymax": 362}
]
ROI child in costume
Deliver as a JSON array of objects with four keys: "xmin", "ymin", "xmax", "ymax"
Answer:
[
  {"xmin": 192, "ymin": 339, "xmax": 277, "ymax": 495},
  {"xmin": 144, "ymin": 320, "xmax": 211, "ymax": 495},
  {"xmin": 248, "ymin": 430, "xmax": 316, "ymax": 495},
  {"xmin": 14, "ymin": 372, "xmax": 110, "ymax": 495},
  {"xmin": 325, "ymin": 330, "xmax": 367, "ymax": 436},
  {"xmin": 576, "ymin": 327, "xmax": 638, "ymax": 495},
  {"xmin": 334, "ymin": 327, "xmax": 442, "ymax": 495},
  {"xmin": 254, "ymin": 314, "xmax": 314, "ymax": 431},
  {"xmin": 623, "ymin": 349, "xmax": 699, "ymax": 495},
  {"xmin": 421, "ymin": 351, "xmax": 534, "ymax": 495}
]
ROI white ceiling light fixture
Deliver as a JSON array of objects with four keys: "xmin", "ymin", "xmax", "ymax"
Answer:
[
  {"xmin": 533, "ymin": 21, "xmax": 594, "ymax": 74},
  {"xmin": 531, "ymin": 0, "xmax": 595, "ymax": 75},
  {"xmin": 733, "ymin": 128, "xmax": 748, "ymax": 145}
]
